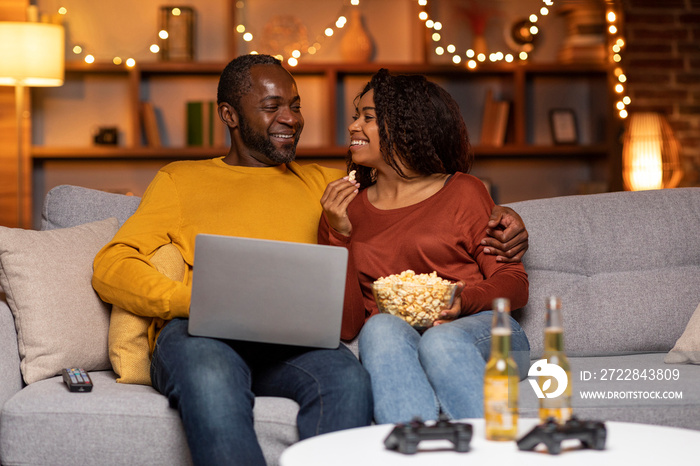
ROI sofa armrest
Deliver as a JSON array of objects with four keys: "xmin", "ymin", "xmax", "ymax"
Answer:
[{"xmin": 0, "ymin": 293, "xmax": 22, "ymax": 409}]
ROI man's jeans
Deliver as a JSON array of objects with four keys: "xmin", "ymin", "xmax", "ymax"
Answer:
[
  {"xmin": 151, "ymin": 318, "xmax": 373, "ymax": 466},
  {"xmin": 358, "ymin": 311, "xmax": 530, "ymax": 424}
]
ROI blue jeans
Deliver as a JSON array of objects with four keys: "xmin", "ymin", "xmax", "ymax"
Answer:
[
  {"xmin": 151, "ymin": 318, "xmax": 373, "ymax": 466},
  {"xmin": 358, "ymin": 311, "xmax": 530, "ymax": 424}
]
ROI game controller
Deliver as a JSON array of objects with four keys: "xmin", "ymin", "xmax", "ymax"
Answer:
[
  {"xmin": 384, "ymin": 415, "xmax": 472, "ymax": 455},
  {"xmin": 517, "ymin": 417, "xmax": 607, "ymax": 455}
]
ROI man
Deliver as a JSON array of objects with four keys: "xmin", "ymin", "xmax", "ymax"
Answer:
[{"xmin": 92, "ymin": 54, "xmax": 528, "ymax": 465}]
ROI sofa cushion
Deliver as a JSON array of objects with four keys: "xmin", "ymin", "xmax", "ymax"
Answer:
[
  {"xmin": 41, "ymin": 184, "xmax": 141, "ymax": 231},
  {"xmin": 0, "ymin": 371, "xmax": 299, "ymax": 466},
  {"xmin": 665, "ymin": 301, "xmax": 700, "ymax": 364},
  {"xmin": 110, "ymin": 243, "xmax": 186, "ymax": 385},
  {"xmin": 506, "ymin": 188, "xmax": 700, "ymax": 358},
  {"xmin": 0, "ymin": 218, "xmax": 118, "ymax": 384}
]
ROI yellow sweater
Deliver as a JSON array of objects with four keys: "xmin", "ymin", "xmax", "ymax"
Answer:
[{"xmin": 92, "ymin": 157, "xmax": 344, "ymax": 325}]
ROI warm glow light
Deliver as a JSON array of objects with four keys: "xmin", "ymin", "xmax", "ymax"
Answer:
[
  {"xmin": 447, "ymin": 44, "xmax": 456, "ymax": 53},
  {"xmin": 150, "ymin": 44, "xmax": 160, "ymax": 53},
  {"xmin": 113, "ymin": 57, "xmax": 122, "ymax": 65},
  {"xmin": 540, "ymin": 7, "xmax": 549, "ymax": 15},
  {"xmin": 435, "ymin": 46, "xmax": 444, "ymax": 55},
  {"xmin": 432, "ymin": 32, "xmax": 441, "ymax": 41},
  {"xmin": 325, "ymin": 28, "xmax": 334, "ymax": 37},
  {"xmin": 477, "ymin": 53, "xmax": 486, "ymax": 62},
  {"xmin": 73, "ymin": 45, "xmax": 82, "ymax": 54},
  {"xmin": 530, "ymin": 14, "xmax": 538, "ymax": 22},
  {"xmin": 434, "ymin": 22, "xmax": 442, "ymax": 31},
  {"xmin": 609, "ymin": 25, "xmax": 618, "ymax": 34},
  {"xmin": 623, "ymin": 96, "xmax": 631, "ymax": 105},
  {"xmin": 617, "ymin": 38, "xmax": 625, "ymax": 47},
  {"xmin": 623, "ymin": 113, "xmax": 683, "ymax": 191},
  {"xmin": 291, "ymin": 49, "xmax": 301, "ymax": 58},
  {"xmin": 336, "ymin": 16, "xmax": 347, "ymax": 28},
  {"xmin": 607, "ymin": 11, "xmax": 616, "ymax": 22},
  {"xmin": 519, "ymin": 51, "xmax": 528, "ymax": 60},
  {"xmin": 467, "ymin": 60, "xmax": 477, "ymax": 69},
  {"xmin": 466, "ymin": 49, "xmax": 475, "ymax": 58},
  {"xmin": 530, "ymin": 25, "xmax": 539, "ymax": 35},
  {"xmin": 418, "ymin": 0, "xmax": 427, "ymax": 5},
  {"xmin": 0, "ymin": 22, "xmax": 65, "ymax": 87},
  {"xmin": 612, "ymin": 44, "xmax": 621, "ymax": 53},
  {"xmin": 84, "ymin": 54, "xmax": 95, "ymax": 64},
  {"xmin": 287, "ymin": 57, "xmax": 298, "ymax": 67},
  {"xmin": 615, "ymin": 83, "xmax": 624, "ymax": 93},
  {"xmin": 452, "ymin": 55, "xmax": 461, "ymax": 64},
  {"xmin": 243, "ymin": 32, "xmax": 253, "ymax": 41},
  {"xmin": 126, "ymin": 58, "xmax": 136, "ymax": 67},
  {"xmin": 58, "ymin": 7, "xmax": 67, "ymax": 15},
  {"xmin": 419, "ymin": 11, "xmax": 428, "ymax": 21},
  {"xmin": 505, "ymin": 54, "xmax": 514, "ymax": 62},
  {"xmin": 426, "ymin": 20, "xmax": 434, "ymax": 28},
  {"xmin": 351, "ymin": 0, "xmax": 360, "ymax": 5},
  {"xmin": 620, "ymin": 109, "xmax": 628, "ymax": 118},
  {"xmin": 618, "ymin": 74, "xmax": 627, "ymax": 83},
  {"xmin": 172, "ymin": 8, "xmax": 181, "ymax": 16},
  {"xmin": 274, "ymin": 54, "xmax": 283, "ymax": 61},
  {"xmin": 613, "ymin": 54, "xmax": 622, "ymax": 62},
  {"xmin": 159, "ymin": 30, "xmax": 169, "ymax": 39},
  {"xmin": 617, "ymin": 101, "xmax": 625, "ymax": 110},
  {"xmin": 236, "ymin": 24, "xmax": 245, "ymax": 33},
  {"xmin": 308, "ymin": 46, "xmax": 317, "ymax": 54}
]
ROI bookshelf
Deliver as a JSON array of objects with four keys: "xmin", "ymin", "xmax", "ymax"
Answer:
[{"xmin": 30, "ymin": 59, "xmax": 620, "ymax": 219}]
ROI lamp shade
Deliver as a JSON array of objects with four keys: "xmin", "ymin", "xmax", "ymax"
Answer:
[
  {"xmin": 622, "ymin": 112, "xmax": 683, "ymax": 191},
  {"xmin": 0, "ymin": 21, "xmax": 64, "ymax": 87}
]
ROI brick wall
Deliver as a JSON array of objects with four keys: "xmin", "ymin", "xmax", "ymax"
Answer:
[{"xmin": 622, "ymin": 0, "xmax": 700, "ymax": 186}]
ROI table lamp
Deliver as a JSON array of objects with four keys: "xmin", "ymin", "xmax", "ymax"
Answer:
[
  {"xmin": 622, "ymin": 112, "xmax": 683, "ymax": 192},
  {"xmin": 0, "ymin": 21, "xmax": 64, "ymax": 228}
]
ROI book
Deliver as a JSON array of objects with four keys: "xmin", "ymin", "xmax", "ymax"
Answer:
[
  {"xmin": 187, "ymin": 101, "xmax": 228, "ymax": 147},
  {"xmin": 141, "ymin": 102, "xmax": 161, "ymax": 147},
  {"xmin": 480, "ymin": 90, "xmax": 510, "ymax": 147}
]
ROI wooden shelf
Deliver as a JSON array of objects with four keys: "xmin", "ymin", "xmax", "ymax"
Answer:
[{"xmin": 31, "ymin": 143, "xmax": 608, "ymax": 161}]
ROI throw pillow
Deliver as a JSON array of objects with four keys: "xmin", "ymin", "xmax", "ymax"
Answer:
[
  {"xmin": 665, "ymin": 302, "xmax": 700, "ymax": 364},
  {"xmin": 109, "ymin": 243, "xmax": 186, "ymax": 385},
  {"xmin": 0, "ymin": 217, "xmax": 118, "ymax": 384}
]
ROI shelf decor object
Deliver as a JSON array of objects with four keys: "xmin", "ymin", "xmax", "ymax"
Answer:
[
  {"xmin": 339, "ymin": 8, "xmax": 374, "ymax": 63},
  {"xmin": 159, "ymin": 6, "xmax": 195, "ymax": 61},
  {"xmin": 0, "ymin": 20, "xmax": 64, "ymax": 228},
  {"xmin": 622, "ymin": 113, "xmax": 683, "ymax": 192}
]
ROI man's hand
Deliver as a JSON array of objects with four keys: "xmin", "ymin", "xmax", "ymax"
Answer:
[
  {"xmin": 320, "ymin": 176, "xmax": 360, "ymax": 237},
  {"xmin": 481, "ymin": 205, "xmax": 529, "ymax": 263}
]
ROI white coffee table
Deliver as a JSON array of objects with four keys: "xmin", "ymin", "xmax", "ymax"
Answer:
[{"xmin": 280, "ymin": 418, "xmax": 700, "ymax": 465}]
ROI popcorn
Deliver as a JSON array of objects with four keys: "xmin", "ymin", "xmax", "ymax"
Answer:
[
  {"xmin": 348, "ymin": 170, "xmax": 356, "ymax": 182},
  {"xmin": 372, "ymin": 270, "xmax": 457, "ymax": 328}
]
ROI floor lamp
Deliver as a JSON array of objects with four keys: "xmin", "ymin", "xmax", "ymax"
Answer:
[{"xmin": 0, "ymin": 21, "xmax": 64, "ymax": 228}]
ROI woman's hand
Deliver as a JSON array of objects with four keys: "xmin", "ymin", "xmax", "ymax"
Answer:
[
  {"xmin": 320, "ymin": 176, "xmax": 360, "ymax": 237},
  {"xmin": 433, "ymin": 281, "xmax": 465, "ymax": 326}
]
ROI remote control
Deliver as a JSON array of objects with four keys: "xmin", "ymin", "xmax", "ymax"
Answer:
[{"xmin": 62, "ymin": 367, "xmax": 93, "ymax": 392}]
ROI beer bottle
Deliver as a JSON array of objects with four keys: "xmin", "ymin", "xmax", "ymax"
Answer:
[
  {"xmin": 539, "ymin": 296, "xmax": 573, "ymax": 423},
  {"xmin": 484, "ymin": 298, "xmax": 519, "ymax": 441}
]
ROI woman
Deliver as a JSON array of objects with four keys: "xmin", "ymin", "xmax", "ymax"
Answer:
[{"xmin": 318, "ymin": 69, "xmax": 530, "ymax": 424}]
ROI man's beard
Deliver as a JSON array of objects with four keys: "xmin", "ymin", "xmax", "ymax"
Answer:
[{"xmin": 239, "ymin": 119, "xmax": 298, "ymax": 165}]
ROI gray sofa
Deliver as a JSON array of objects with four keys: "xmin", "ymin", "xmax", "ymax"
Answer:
[{"xmin": 1, "ymin": 184, "xmax": 699, "ymax": 465}]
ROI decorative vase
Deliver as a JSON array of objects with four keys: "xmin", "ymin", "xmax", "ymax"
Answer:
[{"xmin": 340, "ymin": 9, "xmax": 374, "ymax": 63}]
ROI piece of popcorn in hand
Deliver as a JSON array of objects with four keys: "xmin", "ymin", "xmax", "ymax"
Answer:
[{"xmin": 348, "ymin": 170, "xmax": 356, "ymax": 183}]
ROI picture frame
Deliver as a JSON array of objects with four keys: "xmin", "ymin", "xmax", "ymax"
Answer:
[
  {"xmin": 549, "ymin": 108, "xmax": 579, "ymax": 145},
  {"xmin": 159, "ymin": 6, "xmax": 195, "ymax": 61}
]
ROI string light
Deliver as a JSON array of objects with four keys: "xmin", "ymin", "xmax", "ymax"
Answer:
[
  {"xmin": 416, "ymin": 0, "xmax": 553, "ymax": 69},
  {"xmin": 234, "ymin": 0, "xmax": 367, "ymax": 67},
  {"xmin": 606, "ymin": 2, "xmax": 630, "ymax": 119}
]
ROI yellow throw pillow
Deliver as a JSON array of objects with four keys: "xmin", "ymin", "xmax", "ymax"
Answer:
[{"xmin": 108, "ymin": 243, "xmax": 186, "ymax": 385}]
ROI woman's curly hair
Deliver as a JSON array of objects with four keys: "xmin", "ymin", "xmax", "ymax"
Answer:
[{"xmin": 348, "ymin": 68, "xmax": 473, "ymax": 188}]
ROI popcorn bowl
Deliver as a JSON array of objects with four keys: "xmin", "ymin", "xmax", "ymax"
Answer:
[{"xmin": 372, "ymin": 272, "xmax": 458, "ymax": 329}]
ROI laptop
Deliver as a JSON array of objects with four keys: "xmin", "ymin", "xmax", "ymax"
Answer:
[{"xmin": 188, "ymin": 233, "xmax": 348, "ymax": 349}]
